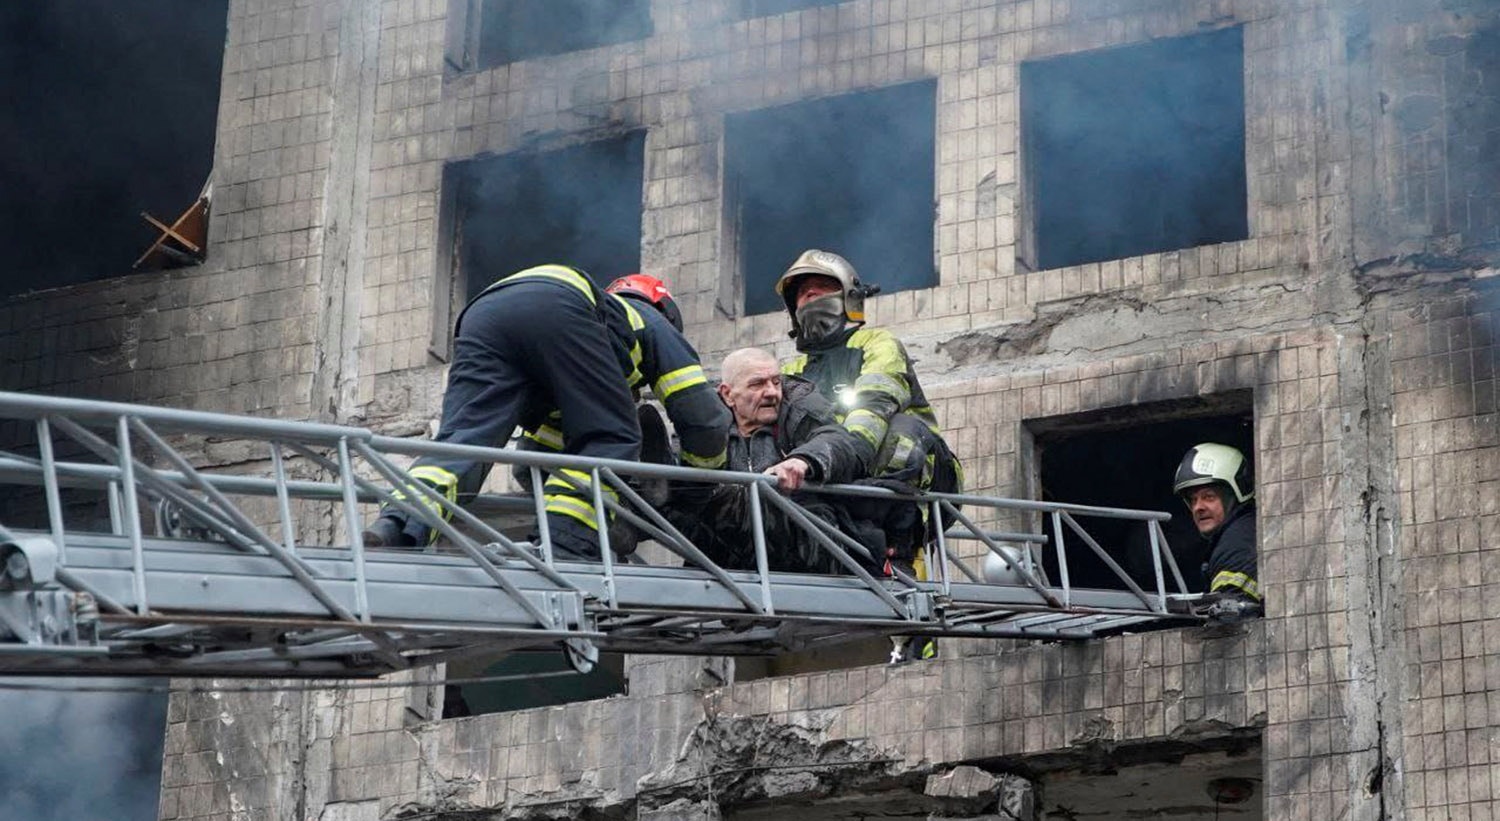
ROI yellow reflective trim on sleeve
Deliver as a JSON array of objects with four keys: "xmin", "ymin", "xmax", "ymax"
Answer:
[
  {"xmin": 844, "ymin": 408, "xmax": 888, "ymax": 449},
  {"xmin": 782, "ymin": 356, "xmax": 808, "ymax": 376},
  {"xmin": 524, "ymin": 424, "xmax": 565, "ymax": 451},
  {"xmin": 853, "ymin": 372, "xmax": 912, "ymax": 406},
  {"xmin": 1209, "ymin": 571, "xmax": 1261, "ymax": 601},
  {"xmin": 681, "ymin": 448, "xmax": 727, "ymax": 469},
  {"xmin": 883, "ymin": 434, "xmax": 917, "ymax": 474},
  {"xmin": 654, "ymin": 364, "xmax": 708, "ymax": 400},
  {"xmin": 504, "ymin": 265, "xmax": 597, "ymax": 304},
  {"xmin": 543, "ymin": 494, "xmax": 600, "ymax": 530}
]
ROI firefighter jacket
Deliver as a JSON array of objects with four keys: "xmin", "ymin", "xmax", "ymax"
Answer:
[
  {"xmin": 1203, "ymin": 501, "xmax": 1259, "ymax": 601},
  {"xmin": 783, "ymin": 325, "xmax": 961, "ymax": 491},
  {"xmin": 518, "ymin": 288, "xmax": 729, "ymax": 471},
  {"xmin": 725, "ymin": 375, "xmax": 871, "ymax": 485}
]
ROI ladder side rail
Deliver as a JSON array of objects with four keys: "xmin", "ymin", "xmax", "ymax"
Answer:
[
  {"xmin": 114, "ymin": 417, "xmax": 149, "ymax": 615},
  {"xmin": 51, "ymin": 417, "xmax": 412, "ymax": 667},
  {"xmin": 75, "ymin": 417, "xmax": 366, "ymax": 628},
  {"xmin": 943, "ymin": 500, "xmax": 1061, "ymax": 609},
  {"xmin": 588, "ymin": 467, "xmax": 618, "ymax": 609},
  {"xmin": 598, "ymin": 466, "xmax": 770, "ymax": 615},
  {"xmin": 327, "ymin": 444, "xmax": 565, "ymax": 630},
  {"xmin": 0, "ymin": 453, "xmax": 375, "ymax": 504},
  {"xmin": 1051, "ymin": 511, "xmax": 1072, "ymax": 608},
  {"xmin": 0, "ymin": 390, "xmax": 373, "ymax": 447},
  {"xmin": 347, "ymin": 441, "xmax": 579, "ymax": 592},
  {"xmin": 747, "ymin": 481, "xmax": 774, "ymax": 614},
  {"xmin": 1146, "ymin": 510, "xmax": 1167, "ymax": 610},
  {"xmin": 268, "ymin": 443, "xmax": 299, "ymax": 554},
  {"xmin": 1152, "ymin": 519, "xmax": 1194, "ymax": 594},
  {"xmin": 35, "ymin": 419, "xmax": 67, "ymax": 563},
  {"xmin": 335, "ymin": 437, "xmax": 372, "ymax": 622},
  {"xmin": 758, "ymin": 490, "xmax": 911, "ymax": 618},
  {"xmin": 929, "ymin": 502, "xmax": 981, "ymax": 583},
  {"xmin": 800, "ymin": 481, "xmax": 1173, "ymax": 523},
  {"xmin": 1058, "ymin": 511, "xmax": 1163, "ymax": 615}
]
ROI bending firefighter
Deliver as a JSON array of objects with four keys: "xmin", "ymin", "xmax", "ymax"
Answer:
[
  {"xmin": 364, "ymin": 267, "xmax": 727, "ymax": 560},
  {"xmin": 1173, "ymin": 443, "xmax": 1262, "ymax": 622}
]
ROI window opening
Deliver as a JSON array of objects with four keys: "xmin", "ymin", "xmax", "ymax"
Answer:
[
  {"xmin": 1020, "ymin": 26, "xmax": 1247, "ymax": 272},
  {"xmin": 433, "ymin": 132, "xmax": 646, "ymax": 355},
  {"xmin": 0, "ymin": 1, "xmax": 226, "ymax": 297},
  {"xmin": 1028, "ymin": 393, "xmax": 1254, "ymax": 595},
  {"xmin": 466, "ymin": 0, "xmax": 652, "ymax": 70},
  {"xmin": 724, "ymin": 81, "xmax": 938, "ymax": 316},
  {"xmin": 732, "ymin": 0, "xmax": 845, "ymax": 22}
]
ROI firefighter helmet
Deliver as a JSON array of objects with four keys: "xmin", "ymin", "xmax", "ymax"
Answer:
[
  {"xmin": 607, "ymin": 273, "xmax": 683, "ymax": 332},
  {"xmin": 774, "ymin": 249, "xmax": 879, "ymax": 337},
  {"xmin": 1173, "ymin": 443, "xmax": 1253, "ymax": 505}
]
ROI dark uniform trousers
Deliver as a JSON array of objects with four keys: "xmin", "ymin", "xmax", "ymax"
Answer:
[{"xmin": 383, "ymin": 277, "xmax": 641, "ymax": 559}]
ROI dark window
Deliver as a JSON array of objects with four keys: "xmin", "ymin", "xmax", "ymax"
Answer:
[
  {"xmin": 1020, "ymin": 27, "xmax": 1247, "ymax": 272},
  {"xmin": 442, "ymin": 652, "xmax": 626, "ymax": 717},
  {"xmin": 1027, "ymin": 394, "xmax": 1254, "ymax": 594},
  {"xmin": 733, "ymin": 0, "xmax": 845, "ymax": 21},
  {"xmin": 724, "ymin": 81, "xmax": 938, "ymax": 315},
  {"xmin": 433, "ymin": 132, "xmax": 645, "ymax": 353},
  {"xmin": 0, "ymin": 1, "xmax": 226, "ymax": 297},
  {"xmin": 474, "ymin": 0, "xmax": 651, "ymax": 68}
]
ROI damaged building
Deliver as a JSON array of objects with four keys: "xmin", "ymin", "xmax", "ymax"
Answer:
[{"xmin": 0, "ymin": 0, "xmax": 1497, "ymax": 818}]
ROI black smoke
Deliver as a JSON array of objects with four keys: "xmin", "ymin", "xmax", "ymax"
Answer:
[{"xmin": 0, "ymin": 2, "xmax": 227, "ymax": 298}]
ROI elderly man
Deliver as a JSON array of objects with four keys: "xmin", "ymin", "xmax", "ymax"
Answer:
[{"xmin": 667, "ymin": 347, "xmax": 873, "ymax": 572}]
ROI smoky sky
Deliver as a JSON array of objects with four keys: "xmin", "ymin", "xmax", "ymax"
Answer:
[
  {"xmin": 0, "ymin": 679, "xmax": 168, "ymax": 821},
  {"xmin": 0, "ymin": 1, "xmax": 227, "ymax": 298}
]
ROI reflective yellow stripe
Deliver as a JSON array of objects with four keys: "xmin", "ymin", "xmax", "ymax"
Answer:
[
  {"xmin": 544, "ymin": 469, "xmax": 620, "ymax": 501},
  {"xmin": 884, "ymin": 434, "xmax": 917, "ymax": 473},
  {"xmin": 503, "ymin": 265, "xmax": 597, "ymax": 304},
  {"xmin": 681, "ymin": 448, "xmax": 727, "ymax": 469},
  {"xmin": 610, "ymin": 296, "xmax": 646, "ymax": 386},
  {"xmin": 853, "ymin": 372, "xmax": 911, "ymax": 406},
  {"xmin": 408, "ymin": 466, "xmax": 458, "ymax": 498},
  {"xmin": 844, "ymin": 408, "xmax": 887, "ymax": 449},
  {"xmin": 654, "ymin": 364, "xmax": 707, "ymax": 400},
  {"xmin": 525, "ymin": 424, "xmax": 564, "ymax": 451},
  {"xmin": 850, "ymin": 328, "xmax": 906, "ymax": 374},
  {"xmin": 543, "ymin": 494, "xmax": 599, "ymax": 530},
  {"xmin": 1210, "ymin": 571, "xmax": 1261, "ymax": 601},
  {"xmin": 782, "ymin": 356, "xmax": 808, "ymax": 376}
]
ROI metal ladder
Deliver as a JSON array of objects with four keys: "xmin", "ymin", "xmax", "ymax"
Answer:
[{"xmin": 0, "ymin": 391, "xmax": 1202, "ymax": 678}]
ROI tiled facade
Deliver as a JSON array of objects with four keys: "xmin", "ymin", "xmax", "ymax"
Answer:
[{"xmin": 0, "ymin": 0, "xmax": 1496, "ymax": 818}]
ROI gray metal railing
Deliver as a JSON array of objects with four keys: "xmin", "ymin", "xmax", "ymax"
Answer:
[{"xmin": 0, "ymin": 390, "xmax": 1200, "ymax": 677}]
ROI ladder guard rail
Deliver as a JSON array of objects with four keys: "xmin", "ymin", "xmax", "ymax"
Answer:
[{"xmin": 0, "ymin": 390, "xmax": 1202, "ymax": 677}]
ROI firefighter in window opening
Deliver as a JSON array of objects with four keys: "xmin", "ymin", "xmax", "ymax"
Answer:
[
  {"xmin": 775, "ymin": 249, "xmax": 964, "ymax": 663},
  {"xmin": 363, "ymin": 267, "xmax": 727, "ymax": 560},
  {"xmin": 1172, "ymin": 442, "xmax": 1262, "ymax": 623},
  {"xmin": 663, "ymin": 347, "xmax": 875, "ymax": 574}
]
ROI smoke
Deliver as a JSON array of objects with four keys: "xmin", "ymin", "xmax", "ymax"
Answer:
[
  {"xmin": 0, "ymin": 1, "xmax": 226, "ymax": 298},
  {"xmin": 0, "ymin": 679, "xmax": 168, "ymax": 821},
  {"xmin": 1022, "ymin": 25, "xmax": 1248, "ymax": 271}
]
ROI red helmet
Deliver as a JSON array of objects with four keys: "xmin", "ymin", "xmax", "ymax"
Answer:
[{"xmin": 606, "ymin": 273, "xmax": 684, "ymax": 332}]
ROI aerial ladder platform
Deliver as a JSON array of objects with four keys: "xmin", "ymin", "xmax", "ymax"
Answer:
[{"xmin": 0, "ymin": 391, "xmax": 1204, "ymax": 678}]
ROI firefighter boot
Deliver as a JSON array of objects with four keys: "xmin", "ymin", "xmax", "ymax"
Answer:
[{"xmin": 363, "ymin": 515, "xmax": 418, "ymax": 549}]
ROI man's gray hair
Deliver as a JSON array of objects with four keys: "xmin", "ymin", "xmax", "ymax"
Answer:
[{"xmin": 720, "ymin": 347, "xmax": 778, "ymax": 387}]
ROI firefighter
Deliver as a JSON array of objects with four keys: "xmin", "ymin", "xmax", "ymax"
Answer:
[
  {"xmin": 1173, "ymin": 442, "xmax": 1262, "ymax": 622},
  {"xmin": 774, "ymin": 249, "xmax": 962, "ymax": 662},
  {"xmin": 363, "ymin": 267, "xmax": 727, "ymax": 561}
]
